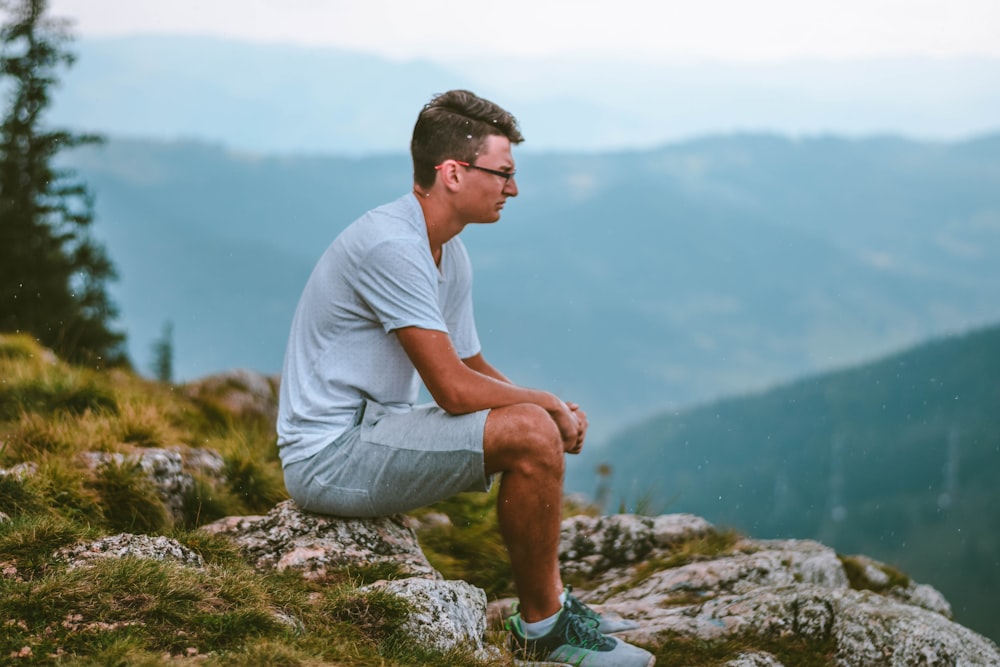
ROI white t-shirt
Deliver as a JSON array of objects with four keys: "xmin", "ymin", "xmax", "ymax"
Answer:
[{"xmin": 276, "ymin": 193, "xmax": 481, "ymax": 466}]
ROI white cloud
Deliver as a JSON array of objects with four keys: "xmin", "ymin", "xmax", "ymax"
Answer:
[{"xmin": 46, "ymin": 0, "xmax": 1000, "ymax": 62}]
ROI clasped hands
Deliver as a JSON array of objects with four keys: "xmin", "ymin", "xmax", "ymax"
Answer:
[{"xmin": 556, "ymin": 400, "xmax": 588, "ymax": 455}]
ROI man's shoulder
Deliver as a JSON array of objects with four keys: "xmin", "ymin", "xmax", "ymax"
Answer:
[
  {"xmin": 369, "ymin": 192, "xmax": 423, "ymax": 226},
  {"xmin": 344, "ymin": 194, "xmax": 423, "ymax": 241}
]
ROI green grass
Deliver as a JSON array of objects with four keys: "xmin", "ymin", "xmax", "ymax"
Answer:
[
  {"xmin": 839, "ymin": 554, "xmax": 911, "ymax": 592},
  {"xmin": 0, "ymin": 359, "xmax": 118, "ymax": 421},
  {"xmin": 0, "ymin": 472, "xmax": 47, "ymax": 517},
  {"xmin": 221, "ymin": 435, "xmax": 288, "ymax": 513},
  {"xmin": 179, "ymin": 471, "xmax": 246, "ymax": 530},
  {"xmin": 0, "ymin": 557, "xmax": 282, "ymax": 656},
  {"xmin": 88, "ymin": 457, "xmax": 172, "ymax": 534},
  {"xmin": 0, "ymin": 513, "xmax": 91, "ymax": 577},
  {"xmin": 0, "ymin": 334, "xmax": 43, "ymax": 361}
]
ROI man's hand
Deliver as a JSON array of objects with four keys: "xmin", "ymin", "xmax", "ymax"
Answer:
[{"xmin": 550, "ymin": 401, "xmax": 587, "ymax": 455}]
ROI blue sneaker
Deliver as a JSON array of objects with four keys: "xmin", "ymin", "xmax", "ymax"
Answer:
[
  {"xmin": 564, "ymin": 586, "xmax": 640, "ymax": 634},
  {"xmin": 507, "ymin": 604, "xmax": 654, "ymax": 666}
]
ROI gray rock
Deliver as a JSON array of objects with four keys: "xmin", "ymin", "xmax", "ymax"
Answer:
[
  {"xmin": 0, "ymin": 461, "xmax": 38, "ymax": 480},
  {"xmin": 724, "ymin": 652, "xmax": 786, "ymax": 667},
  {"xmin": 53, "ymin": 533, "xmax": 205, "ymax": 569},
  {"xmin": 589, "ymin": 538, "xmax": 847, "ymax": 610},
  {"xmin": 180, "ymin": 446, "xmax": 227, "ymax": 478},
  {"xmin": 200, "ymin": 499, "xmax": 439, "ymax": 580},
  {"xmin": 559, "ymin": 512, "xmax": 713, "ymax": 578},
  {"xmin": 841, "ymin": 553, "xmax": 953, "ymax": 618},
  {"xmin": 184, "ymin": 369, "xmax": 279, "ymax": 423},
  {"xmin": 362, "ymin": 578, "xmax": 488, "ymax": 655},
  {"xmin": 896, "ymin": 582, "xmax": 953, "ymax": 619}
]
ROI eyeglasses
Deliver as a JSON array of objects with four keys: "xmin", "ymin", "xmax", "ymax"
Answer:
[{"xmin": 436, "ymin": 160, "xmax": 516, "ymax": 183}]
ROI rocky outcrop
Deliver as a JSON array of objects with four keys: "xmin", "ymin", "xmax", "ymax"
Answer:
[
  {"xmin": 556, "ymin": 514, "xmax": 1000, "ymax": 666},
  {"xmin": 44, "ymin": 503, "xmax": 1000, "ymax": 666},
  {"xmin": 200, "ymin": 499, "xmax": 439, "ymax": 580}
]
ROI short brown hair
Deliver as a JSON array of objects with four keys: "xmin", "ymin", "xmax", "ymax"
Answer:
[{"xmin": 411, "ymin": 90, "xmax": 524, "ymax": 188}]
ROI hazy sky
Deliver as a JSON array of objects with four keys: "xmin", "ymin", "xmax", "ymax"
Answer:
[{"xmin": 47, "ymin": 0, "xmax": 1000, "ymax": 62}]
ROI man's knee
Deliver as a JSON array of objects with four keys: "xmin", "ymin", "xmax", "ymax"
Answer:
[
  {"xmin": 484, "ymin": 403, "xmax": 563, "ymax": 474},
  {"xmin": 488, "ymin": 403, "xmax": 560, "ymax": 447}
]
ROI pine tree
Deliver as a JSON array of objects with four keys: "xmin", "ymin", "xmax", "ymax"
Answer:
[
  {"xmin": 0, "ymin": 0, "xmax": 125, "ymax": 366},
  {"xmin": 150, "ymin": 320, "xmax": 174, "ymax": 383}
]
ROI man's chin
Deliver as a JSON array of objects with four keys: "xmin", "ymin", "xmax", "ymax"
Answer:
[{"xmin": 474, "ymin": 212, "xmax": 502, "ymax": 224}]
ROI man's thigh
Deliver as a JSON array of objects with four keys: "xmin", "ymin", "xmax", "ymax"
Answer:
[{"xmin": 286, "ymin": 401, "xmax": 490, "ymax": 517}]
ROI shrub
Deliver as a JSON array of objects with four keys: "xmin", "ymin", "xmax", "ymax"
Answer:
[
  {"xmin": 223, "ymin": 445, "xmax": 288, "ymax": 513},
  {"xmin": 88, "ymin": 458, "xmax": 171, "ymax": 534}
]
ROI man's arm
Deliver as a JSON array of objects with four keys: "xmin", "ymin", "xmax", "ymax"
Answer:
[
  {"xmin": 395, "ymin": 326, "xmax": 582, "ymax": 448},
  {"xmin": 462, "ymin": 352, "xmax": 511, "ymax": 384},
  {"xmin": 462, "ymin": 351, "xmax": 590, "ymax": 445}
]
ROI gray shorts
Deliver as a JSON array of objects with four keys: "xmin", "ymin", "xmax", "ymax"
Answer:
[{"xmin": 283, "ymin": 401, "xmax": 491, "ymax": 517}]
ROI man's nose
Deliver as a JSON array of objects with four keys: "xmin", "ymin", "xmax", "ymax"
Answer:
[{"xmin": 504, "ymin": 176, "xmax": 518, "ymax": 197}]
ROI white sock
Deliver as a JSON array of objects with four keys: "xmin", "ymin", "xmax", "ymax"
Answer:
[
  {"xmin": 522, "ymin": 608, "xmax": 561, "ymax": 639},
  {"xmin": 559, "ymin": 589, "xmax": 568, "ymax": 605}
]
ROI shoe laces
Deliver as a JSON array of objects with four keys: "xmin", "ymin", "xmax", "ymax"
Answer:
[
  {"xmin": 561, "ymin": 608, "xmax": 616, "ymax": 651},
  {"xmin": 564, "ymin": 586, "xmax": 601, "ymax": 625}
]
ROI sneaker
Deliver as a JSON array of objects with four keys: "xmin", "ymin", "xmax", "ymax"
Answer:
[
  {"xmin": 507, "ymin": 605, "xmax": 655, "ymax": 667},
  {"xmin": 564, "ymin": 586, "xmax": 640, "ymax": 634}
]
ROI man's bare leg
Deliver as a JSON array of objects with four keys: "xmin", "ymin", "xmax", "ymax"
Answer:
[{"xmin": 483, "ymin": 403, "xmax": 566, "ymax": 622}]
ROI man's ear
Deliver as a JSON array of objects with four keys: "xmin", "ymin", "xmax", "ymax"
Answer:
[{"xmin": 436, "ymin": 160, "xmax": 464, "ymax": 192}]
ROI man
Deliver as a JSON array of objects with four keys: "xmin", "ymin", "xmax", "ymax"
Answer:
[{"xmin": 277, "ymin": 90, "xmax": 654, "ymax": 667}]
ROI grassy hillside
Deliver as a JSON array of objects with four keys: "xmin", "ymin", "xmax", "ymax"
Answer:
[
  {"xmin": 580, "ymin": 322, "xmax": 1000, "ymax": 642},
  {"xmin": 0, "ymin": 333, "xmax": 489, "ymax": 665}
]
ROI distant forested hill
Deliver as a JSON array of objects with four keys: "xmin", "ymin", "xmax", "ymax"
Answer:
[
  {"xmin": 578, "ymin": 323, "xmax": 1000, "ymax": 642},
  {"xmin": 59, "ymin": 132, "xmax": 1000, "ymax": 446}
]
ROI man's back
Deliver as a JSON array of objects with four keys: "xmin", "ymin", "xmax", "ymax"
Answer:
[{"xmin": 276, "ymin": 192, "xmax": 479, "ymax": 468}]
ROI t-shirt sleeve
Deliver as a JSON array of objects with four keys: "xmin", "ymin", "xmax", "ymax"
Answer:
[{"xmin": 356, "ymin": 238, "xmax": 448, "ymax": 334}]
